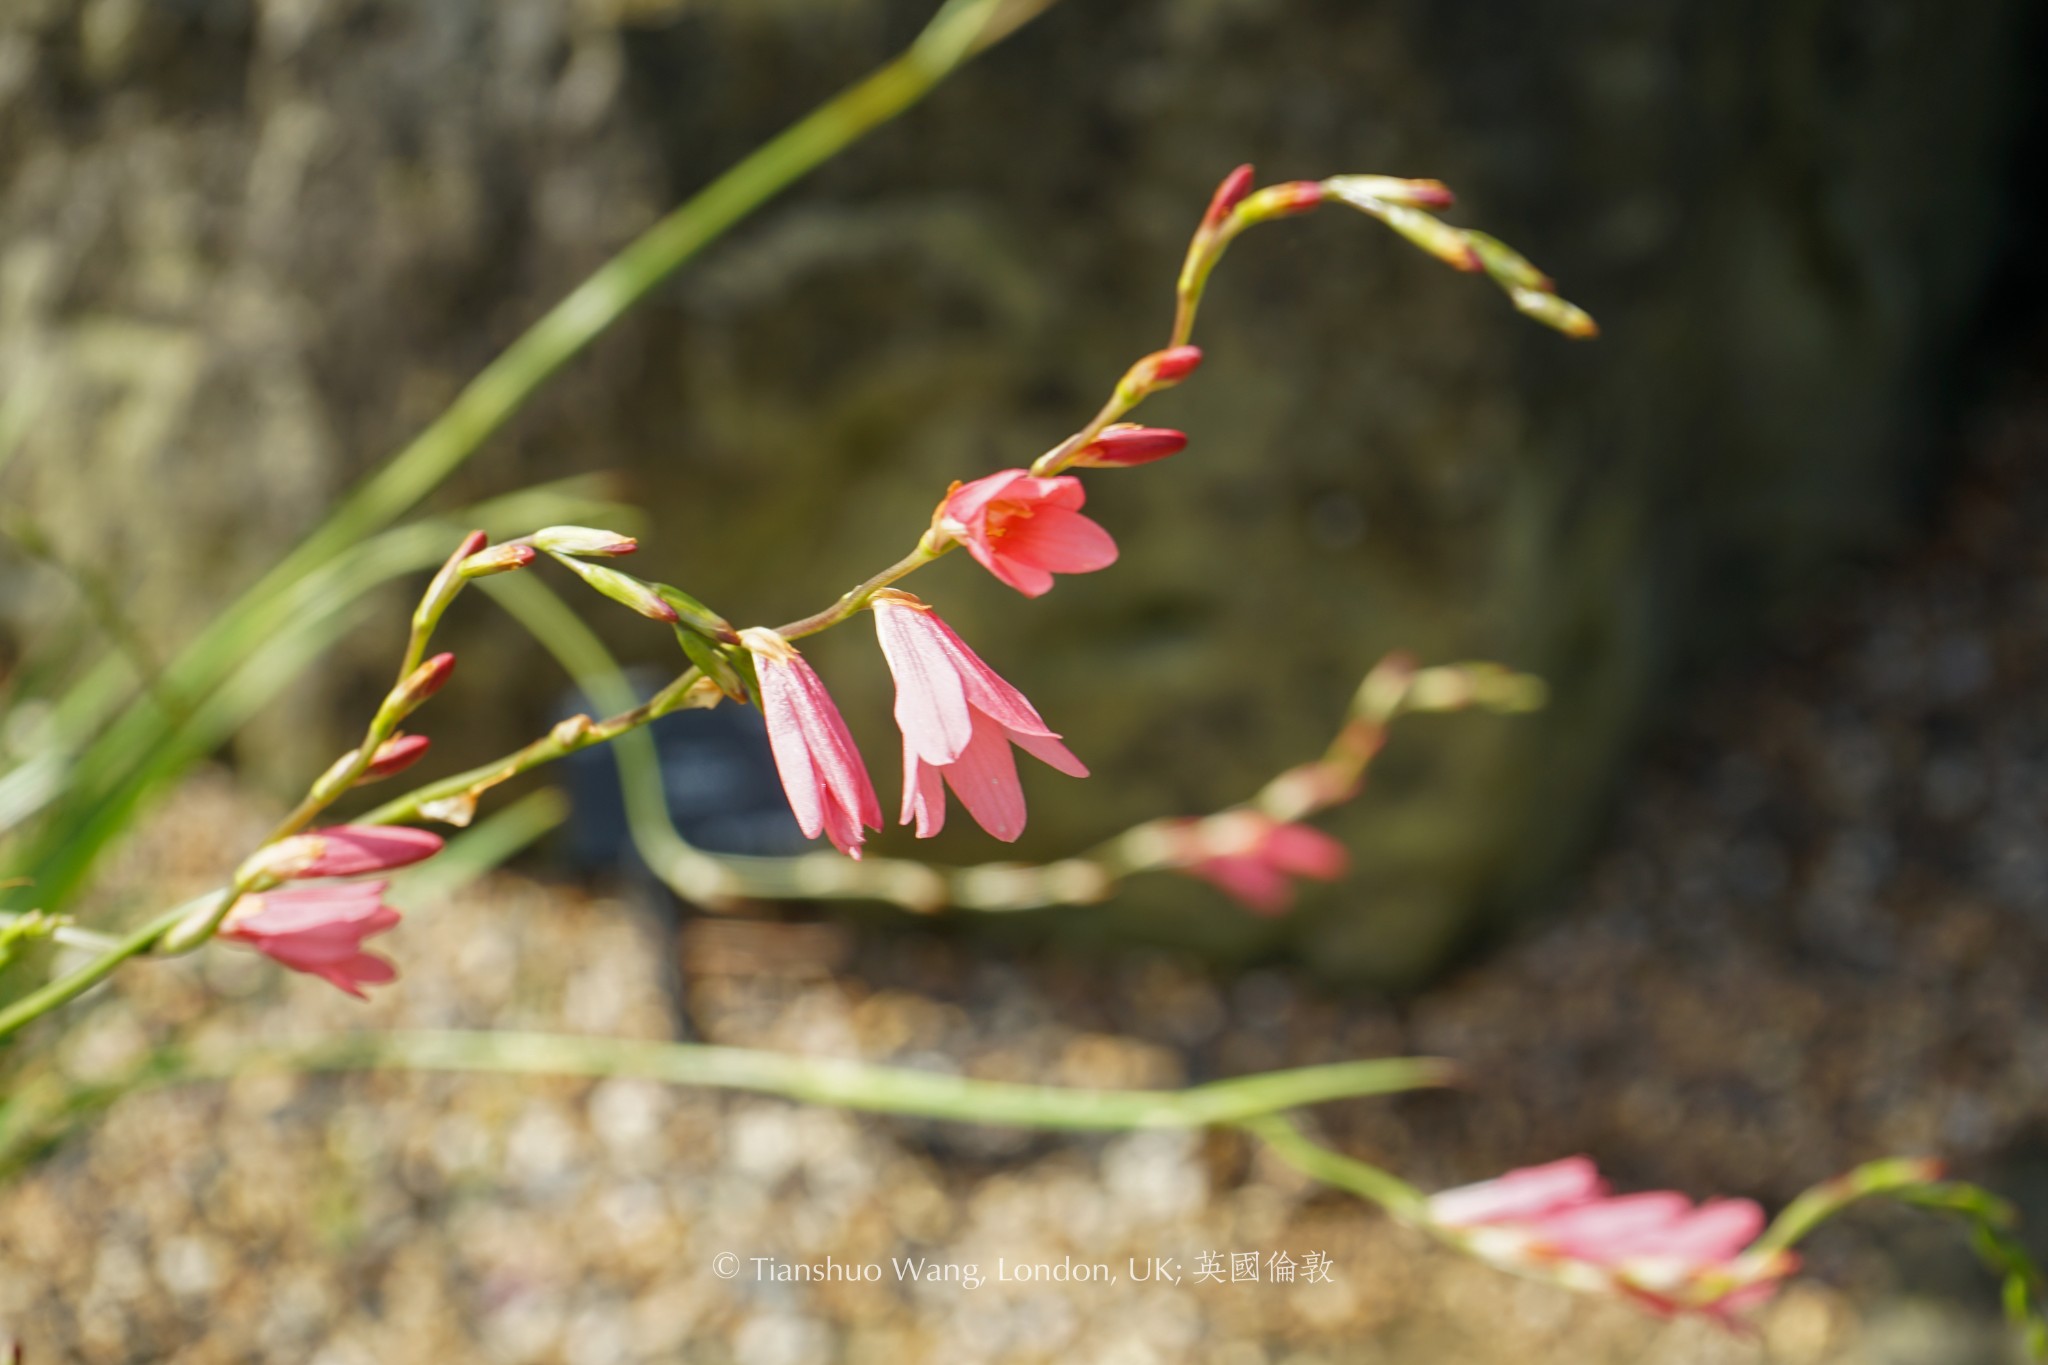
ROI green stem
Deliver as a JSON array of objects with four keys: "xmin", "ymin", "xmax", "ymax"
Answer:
[
  {"xmin": 0, "ymin": 902, "xmax": 193, "ymax": 1043},
  {"xmin": 77, "ymin": 1030, "xmax": 1456, "ymax": 1131},
  {"xmin": 1239, "ymin": 1112, "xmax": 1432, "ymax": 1222}
]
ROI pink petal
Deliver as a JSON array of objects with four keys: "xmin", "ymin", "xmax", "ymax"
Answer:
[
  {"xmin": 786, "ymin": 658, "xmax": 882, "ymax": 832},
  {"xmin": 1634, "ymin": 1200, "xmax": 1766, "ymax": 1266},
  {"xmin": 1004, "ymin": 506, "xmax": 1118, "ymax": 575},
  {"xmin": 1010, "ymin": 729, "xmax": 1089, "ymax": 779},
  {"xmin": 1260, "ymin": 823, "xmax": 1350, "ymax": 880},
  {"xmin": 875, "ymin": 604, "xmax": 974, "ymax": 764},
  {"xmin": 1535, "ymin": 1192, "xmax": 1695, "ymax": 1263},
  {"xmin": 1429, "ymin": 1157, "xmax": 1607, "ymax": 1228},
  {"xmin": 975, "ymin": 543, "xmax": 1056, "ymax": 598},
  {"xmin": 939, "ymin": 713, "xmax": 1029, "ymax": 842},
  {"xmin": 759, "ymin": 661, "xmax": 828, "ymax": 840},
  {"xmin": 296, "ymin": 826, "xmax": 443, "ymax": 877},
  {"xmin": 1191, "ymin": 856, "xmax": 1295, "ymax": 914},
  {"xmin": 311, "ymin": 951, "xmax": 397, "ymax": 1000},
  {"xmin": 901, "ymin": 735, "xmax": 948, "ymax": 838},
  {"xmin": 926, "ymin": 616, "xmax": 1056, "ymax": 737},
  {"xmin": 941, "ymin": 468, "xmax": 1035, "ymax": 529}
]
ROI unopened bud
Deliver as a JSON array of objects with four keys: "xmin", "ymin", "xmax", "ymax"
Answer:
[
  {"xmin": 1072, "ymin": 424, "xmax": 1189, "ymax": 469},
  {"xmin": 1236, "ymin": 181, "xmax": 1325, "ymax": 223},
  {"xmin": 395, "ymin": 652, "xmax": 457, "ymax": 710},
  {"xmin": 1202, "ymin": 163, "xmax": 1256, "ymax": 230},
  {"xmin": 1508, "ymin": 286, "xmax": 1598, "ymax": 339},
  {"xmin": 359, "ymin": 732, "xmax": 430, "ymax": 781},
  {"xmin": 1322, "ymin": 175, "xmax": 1455, "ymax": 211},
  {"xmin": 1121, "ymin": 346, "xmax": 1204, "ymax": 398},
  {"xmin": 1379, "ymin": 205, "xmax": 1482, "ymax": 272},
  {"xmin": 531, "ymin": 526, "xmax": 639, "ymax": 558},
  {"xmin": 548, "ymin": 553, "xmax": 680, "ymax": 623},
  {"xmin": 416, "ymin": 530, "xmax": 491, "ymax": 629},
  {"xmin": 675, "ymin": 626, "xmax": 747, "ymax": 702},
  {"xmin": 656, "ymin": 585, "xmax": 740, "ymax": 644},
  {"xmin": 458, "ymin": 542, "xmax": 537, "ymax": 577}
]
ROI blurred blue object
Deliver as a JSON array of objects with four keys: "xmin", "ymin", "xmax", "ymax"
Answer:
[{"xmin": 559, "ymin": 673, "xmax": 809, "ymax": 873}]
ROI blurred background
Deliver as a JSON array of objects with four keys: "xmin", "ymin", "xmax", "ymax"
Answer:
[{"xmin": 2, "ymin": 0, "xmax": 2047, "ymax": 1360}]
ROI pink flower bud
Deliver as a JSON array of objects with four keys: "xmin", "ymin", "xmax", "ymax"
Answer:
[
  {"xmin": 453, "ymin": 529, "xmax": 490, "ymax": 560},
  {"xmin": 1322, "ymin": 175, "xmax": 1454, "ymax": 210},
  {"xmin": 1243, "ymin": 180, "xmax": 1326, "ymax": 219},
  {"xmin": 1173, "ymin": 811, "xmax": 1349, "ymax": 914},
  {"xmin": 1072, "ymin": 425, "xmax": 1189, "ymax": 469},
  {"xmin": 396, "ymin": 652, "xmax": 456, "ymax": 709},
  {"xmin": 1123, "ymin": 346, "xmax": 1204, "ymax": 396},
  {"xmin": 1202, "ymin": 163, "xmax": 1256, "ymax": 229},
  {"xmin": 261, "ymin": 825, "xmax": 445, "ymax": 880},
  {"xmin": 458, "ymin": 542, "xmax": 537, "ymax": 577},
  {"xmin": 359, "ymin": 733, "xmax": 430, "ymax": 781}
]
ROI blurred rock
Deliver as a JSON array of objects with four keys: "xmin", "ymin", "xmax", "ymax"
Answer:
[{"xmin": 0, "ymin": 0, "xmax": 2041, "ymax": 978}]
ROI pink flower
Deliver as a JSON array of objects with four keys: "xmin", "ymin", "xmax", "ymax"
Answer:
[
  {"xmin": 935, "ymin": 469, "xmax": 1118, "ymax": 598},
  {"xmin": 872, "ymin": 593, "xmax": 1087, "ymax": 842},
  {"xmin": 274, "ymin": 825, "xmax": 444, "ymax": 879},
  {"xmin": 1427, "ymin": 1157, "xmax": 1794, "ymax": 1317},
  {"xmin": 743, "ymin": 628, "xmax": 882, "ymax": 859},
  {"xmin": 221, "ymin": 882, "xmax": 402, "ymax": 998},
  {"xmin": 1174, "ymin": 811, "xmax": 1349, "ymax": 914}
]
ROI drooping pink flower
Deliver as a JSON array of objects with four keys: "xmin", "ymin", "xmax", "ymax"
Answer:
[
  {"xmin": 935, "ymin": 469, "xmax": 1118, "ymax": 598},
  {"xmin": 872, "ymin": 593, "xmax": 1087, "ymax": 842},
  {"xmin": 1173, "ymin": 811, "xmax": 1349, "ymax": 914},
  {"xmin": 220, "ymin": 881, "xmax": 402, "ymax": 999},
  {"xmin": 1426, "ymin": 1157, "xmax": 1794, "ymax": 1318},
  {"xmin": 742, "ymin": 627, "xmax": 882, "ymax": 859}
]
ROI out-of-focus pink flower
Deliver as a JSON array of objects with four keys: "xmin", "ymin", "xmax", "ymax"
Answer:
[
  {"xmin": 936, "ymin": 469, "xmax": 1117, "ymax": 598},
  {"xmin": 872, "ymin": 593, "xmax": 1087, "ymax": 842},
  {"xmin": 221, "ymin": 881, "xmax": 402, "ymax": 999},
  {"xmin": 743, "ymin": 627, "xmax": 882, "ymax": 859},
  {"xmin": 1426, "ymin": 1157, "xmax": 1794, "ymax": 1318},
  {"xmin": 1071, "ymin": 424, "xmax": 1188, "ymax": 469},
  {"xmin": 1174, "ymin": 811, "xmax": 1349, "ymax": 914}
]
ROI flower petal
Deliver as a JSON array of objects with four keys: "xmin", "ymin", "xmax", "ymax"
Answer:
[
  {"xmin": 1010, "ymin": 729, "xmax": 1089, "ymax": 779},
  {"xmin": 1005, "ymin": 505, "xmax": 1119, "ymax": 575},
  {"xmin": 1429, "ymin": 1157, "xmax": 1607, "ymax": 1228},
  {"xmin": 938, "ymin": 713, "xmax": 1028, "ymax": 842},
  {"xmin": 875, "ymin": 603, "xmax": 975, "ymax": 764}
]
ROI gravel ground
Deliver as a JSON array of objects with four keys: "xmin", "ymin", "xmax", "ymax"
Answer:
[{"xmin": 5, "ymin": 366, "xmax": 2048, "ymax": 1362}]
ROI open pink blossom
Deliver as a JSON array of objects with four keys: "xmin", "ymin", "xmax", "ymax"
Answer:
[
  {"xmin": 1427, "ymin": 1157, "xmax": 1793, "ymax": 1317},
  {"xmin": 220, "ymin": 881, "xmax": 402, "ymax": 999},
  {"xmin": 1174, "ymin": 811, "xmax": 1349, "ymax": 914},
  {"xmin": 743, "ymin": 627, "xmax": 882, "ymax": 859},
  {"xmin": 935, "ymin": 469, "xmax": 1117, "ymax": 598},
  {"xmin": 872, "ymin": 593, "xmax": 1087, "ymax": 842}
]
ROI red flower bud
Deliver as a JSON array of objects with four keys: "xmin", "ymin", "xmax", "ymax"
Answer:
[
  {"xmin": 360, "ymin": 732, "xmax": 430, "ymax": 781},
  {"xmin": 1202, "ymin": 164, "xmax": 1256, "ymax": 230},
  {"xmin": 397, "ymin": 652, "xmax": 456, "ymax": 708},
  {"xmin": 454, "ymin": 529, "xmax": 490, "ymax": 559},
  {"xmin": 1072, "ymin": 424, "xmax": 1189, "ymax": 469},
  {"xmin": 1123, "ymin": 346, "xmax": 1203, "ymax": 396}
]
